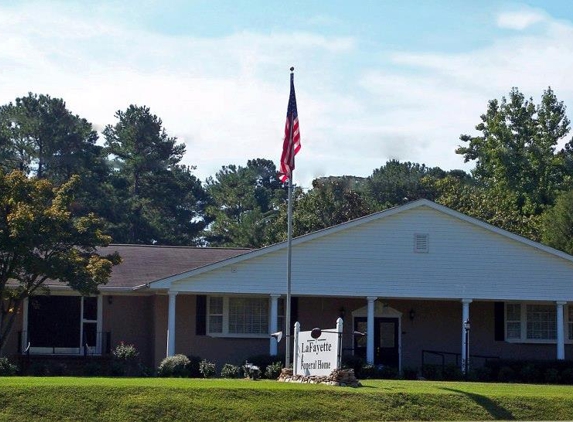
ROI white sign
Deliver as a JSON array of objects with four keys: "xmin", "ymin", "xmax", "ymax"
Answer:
[{"xmin": 294, "ymin": 318, "xmax": 343, "ymax": 376}]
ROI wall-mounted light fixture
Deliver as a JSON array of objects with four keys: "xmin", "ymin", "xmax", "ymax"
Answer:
[
  {"xmin": 409, "ymin": 308, "xmax": 415, "ymax": 321},
  {"xmin": 107, "ymin": 296, "xmax": 113, "ymax": 305}
]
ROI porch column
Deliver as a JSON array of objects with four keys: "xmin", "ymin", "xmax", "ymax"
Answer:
[
  {"xmin": 269, "ymin": 294, "xmax": 280, "ymax": 356},
  {"xmin": 166, "ymin": 291, "xmax": 178, "ymax": 357},
  {"xmin": 22, "ymin": 297, "xmax": 29, "ymax": 353},
  {"xmin": 556, "ymin": 301, "xmax": 566, "ymax": 360},
  {"xmin": 461, "ymin": 299, "xmax": 472, "ymax": 373},
  {"xmin": 366, "ymin": 297, "xmax": 377, "ymax": 364}
]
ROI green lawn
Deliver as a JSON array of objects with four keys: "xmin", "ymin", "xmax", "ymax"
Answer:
[{"xmin": 1, "ymin": 377, "xmax": 572, "ymax": 421}]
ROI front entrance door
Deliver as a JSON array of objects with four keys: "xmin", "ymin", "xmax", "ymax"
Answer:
[{"xmin": 354, "ymin": 317, "xmax": 399, "ymax": 367}]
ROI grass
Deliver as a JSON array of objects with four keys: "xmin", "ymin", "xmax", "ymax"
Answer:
[{"xmin": 1, "ymin": 377, "xmax": 573, "ymax": 421}]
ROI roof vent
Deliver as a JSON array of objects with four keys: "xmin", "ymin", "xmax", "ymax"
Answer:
[{"xmin": 414, "ymin": 233, "xmax": 429, "ymax": 253}]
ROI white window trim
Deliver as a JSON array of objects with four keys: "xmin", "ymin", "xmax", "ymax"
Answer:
[
  {"xmin": 207, "ymin": 295, "xmax": 281, "ymax": 339},
  {"xmin": 504, "ymin": 302, "xmax": 573, "ymax": 344}
]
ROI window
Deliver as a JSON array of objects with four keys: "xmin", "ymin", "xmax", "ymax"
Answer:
[
  {"xmin": 505, "ymin": 303, "xmax": 571, "ymax": 343},
  {"xmin": 207, "ymin": 296, "xmax": 283, "ymax": 337}
]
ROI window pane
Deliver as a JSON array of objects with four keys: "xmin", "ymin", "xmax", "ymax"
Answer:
[
  {"xmin": 506, "ymin": 304, "xmax": 521, "ymax": 321},
  {"xmin": 209, "ymin": 316, "xmax": 223, "ymax": 333},
  {"xmin": 506, "ymin": 322, "xmax": 521, "ymax": 339},
  {"xmin": 209, "ymin": 297, "xmax": 223, "ymax": 315},
  {"xmin": 506, "ymin": 303, "xmax": 521, "ymax": 340},
  {"xmin": 83, "ymin": 297, "xmax": 97, "ymax": 321},
  {"xmin": 229, "ymin": 298, "xmax": 268, "ymax": 334},
  {"xmin": 526, "ymin": 305, "xmax": 556, "ymax": 340}
]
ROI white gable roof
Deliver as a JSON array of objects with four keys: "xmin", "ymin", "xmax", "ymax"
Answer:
[{"xmin": 148, "ymin": 199, "xmax": 573, "ymax": 301}]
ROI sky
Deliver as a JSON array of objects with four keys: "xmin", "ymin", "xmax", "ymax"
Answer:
[{"xmin": 2, "ymin": 0, "xmax": 573, "ymax": 189}]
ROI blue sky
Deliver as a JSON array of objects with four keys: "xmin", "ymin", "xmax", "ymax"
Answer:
[{"xmin": 2, "ymin": 1, "xmax": 573, "ymax": 188}]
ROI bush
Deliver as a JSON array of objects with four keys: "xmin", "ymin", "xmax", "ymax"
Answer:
[
  {"xmin": 112, "ymin": 342, "xmax": 140, "ymax": 376},
  {"xmin": 341, "ymin": 355, "xmax": 366, "ymax": 375},
  {"xmin": 545, "ymin": 368, "xmax": 561, "ymax": 384},
  {"xmin": 244, "ymin": 354, "xmax": 283, "ymax": 375},
  {"xmin": 442, "ymin": 364, "xmax": 463, "ymax": 381},
  {"xmin": 264, "ymin": 361, "xmax": 283, "ymax": 379},
  {"xmin": 497, "ymin": 366, "xmax": 516, "ymax": 383},
  {"xmin": 158, "ymin": 354, "xmax": 191, "ymax": 378},
  {"xmin": 199, "ymin": 359, "xmax": 216, "ymax": 378},
  {"xmin": 221, "ymin": 363, "xmax": 241, "ymax": 379},
  {"xmin": 520, "ymin": 364, "xmax": 541, "ymax": 383},
  {"xmin": 421, "ymin": 364, "xmax": 442, "ymax": 381},
  {"xmin": 0, "ymin": 357, "xmax": 18, "ymax": 376},
  {"xmin": 186, "ymin": 355, "xmax": 203, "ymax": 378},
  {"xmin": 401, "ymin": 367, "xmax": 418, "ymax": 380},
  {"xmin": 83, "ymin": 361, "xmax": 102, "ymax": 377},
  {"xmin": 243, "ymin": 362, "xmax": 261, "ymax": 380}
]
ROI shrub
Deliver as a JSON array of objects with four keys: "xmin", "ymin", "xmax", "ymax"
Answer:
[
  {"xmin": 357, "ymin": 364, "xmax": 377, "ymax": 379},
  {"xmin": 199, "ymin": 359, "xmax": 216, "ymax": 378},
  {"xmin": 221, "ymin": 363, "xmax": 241, "ymax": 379},
  {"xmin": 498, "ymin": 366, "xmax": 516, "ymax": 383},
  {"xmin": 158, "ymin": 354, "xmax": 191, "ymax": 378},
  {"xmin": 0, "ymin": 357, "xmax": 18, "ymax": 376},
  {"xmin": 442, "ymin": 364, "xmax": 463, "ymax": 381},
  {"xmin": 341, "ymin": 355, "xmax": 366, "ymax": 375},
  {"xmin": 83, "ymin": 361, "xmax": 102, "ymax": 377},
  {"xmin": 264, "ymin": 361, "xmax": 283, "ymax": 379},
  {"xmin": 28, "ymin": 362, "xmax": 48, "ymax": 376},
  {"xmin": 112, "ymin": 342, "xmax": 140, "ymax": 376},
  {"xmin": 544, "ymin": 368, "xmax": 560, "ymax": 384},
  {"xmin": 421, "ymin": 364, "xmax": 442, "ymax": 380},
  {"xmin": 243, "ymin": 362, "xmax": 261, "ymax": 380},
  {"xmin": 561, "ymin": 368, "xmax": 573, "ymax": 384},
  {"xmin": 401, "ymin": 367, "xmax": 418, "ymax": 380},
  {"xmin": 186, "ymin": 355, "xmax": 203, "ymax": 378},
  {"xmin": 521, "ymin": 363, "xmax": 541, "ymax": 384},
  {"xmin": 244, "ymin": 354, "xmax": 283, "ymax": 375},
  {"xmin": 379, "ymin": 365, "xmax": 399, "ymax": 379}
]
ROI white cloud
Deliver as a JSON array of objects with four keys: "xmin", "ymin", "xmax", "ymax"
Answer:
[{"xmin": 497, "ymin": 9, "xmax": 547, "ymax": 30}]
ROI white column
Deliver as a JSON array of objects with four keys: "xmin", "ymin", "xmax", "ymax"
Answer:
[
  {"xmin": 97, "ymin": 295, "xmax": 103, "ymax": 354},
  {"xmin": 22, "ymin": 297, "xmax": 29, "ymax": 353},
  {"xmin": 461, "ymin": 299, "xmax": 472, "ymax": 373},
  {"xmin": 556, "ymin": 301, "xmax": 566, "ymax": 360},
  {"xmin": 366, "ymin": 297, "xmax": 377, "ymax": 364},
  {"xmin": 336, "ymin": 317, "xmax": 344, "ymax": 369},
  {"xmin": 166, "ymin": 292, "xmax": 178, "ymax": 357},
  {"xmin": 269, "ymin": 294, "xmax": 280, "ymax": 356}
]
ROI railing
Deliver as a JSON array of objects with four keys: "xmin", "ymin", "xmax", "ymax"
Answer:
[
  {"xmin": 18, "ymin": 331, "xmax": 112, "ymax": 356},
  {"xmin": 421, "ymin": 349, "xmax": 499, "ymax": 370}
]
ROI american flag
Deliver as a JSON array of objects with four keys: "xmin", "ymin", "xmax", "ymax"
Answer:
[{"xmin": 279, "ymin": 71, "xmax": 301, "ymax": 183}]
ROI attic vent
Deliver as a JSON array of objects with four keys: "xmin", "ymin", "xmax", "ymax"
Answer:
[{"xmin": 414, "ymin": 233, "xmax": 429, "ymax": 253}]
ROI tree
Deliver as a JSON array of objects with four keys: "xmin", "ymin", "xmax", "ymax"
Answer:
[
  {"xmin": 204, "ymin": 159, "xmax": 285, "ymax": 247},
  {"xmin": 103, "ymin": 105, "xmax": 206, "ymax": 244},
  {"xmin": 0, "ymin": 171, "xmax": 120, "ymax": 355},
  {"xmin": 365, "ymin": 160, "xmax": 446, "ymax": 210},
  {"xmin": 541, "ymin": 190, "xmax": 573, "ymax": 255},
  {"xmin": 457, "ymin": 87, "xmax": 573, "ymax": 214},
  {"xmin": 0, "ymin": 93, "xmax": 112, "ymax": 218}
]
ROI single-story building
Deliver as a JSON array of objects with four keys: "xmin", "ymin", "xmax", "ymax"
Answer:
[{"xmin": 5, "ymin": 199, "xmax": 573, "ymax": 372}]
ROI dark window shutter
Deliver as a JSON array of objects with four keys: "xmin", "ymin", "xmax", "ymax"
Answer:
[
  {"xmin": 196, "ymin": 295, "xmax": 207, "ymax": 336},
  {"xmin": 290, "ymin": 297, "xmax": 298, "ymax": 328},
  {"xmin": 494, "ymin": 302, "xmax": 504, "ymax": 341}
]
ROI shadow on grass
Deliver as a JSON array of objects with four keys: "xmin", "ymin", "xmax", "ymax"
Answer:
[{"xmin": 440, "ymin": 387, "xmax": 515, "ymax": 420}]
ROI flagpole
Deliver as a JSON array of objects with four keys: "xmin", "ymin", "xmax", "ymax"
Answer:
[{"xmin": 285, "ymin": 173, "xmax": 293, "ymax": 368}]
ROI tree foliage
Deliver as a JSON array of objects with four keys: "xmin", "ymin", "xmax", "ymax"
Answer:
[
  {"xmin": 541, "ymin": 189, "xmax": 573, "ymax": 255},
  {"xmin": 0, "ymin": 171, "xmax": 120, "ymax": 354},
  {"xmin": 457, "ymin": 87, "xmax": 573, "ymax": 214},
  {"xmin": 204, "ymin": 159, "xmax": 285, "ymax": 247},
  {"xmin": 103, "ymin": 105, "xmax": 207, "ymax": 244}
]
